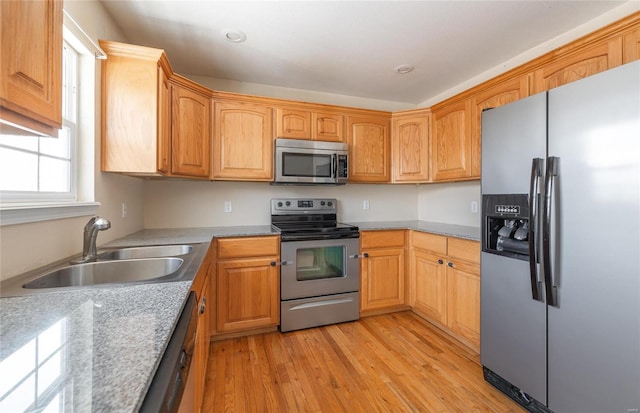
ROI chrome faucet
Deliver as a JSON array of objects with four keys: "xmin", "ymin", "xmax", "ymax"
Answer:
[{"xmin": 71, "ymin": 216, "xmax": 111, "ymax": 264}]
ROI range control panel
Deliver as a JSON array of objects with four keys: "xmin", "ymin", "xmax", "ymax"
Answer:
[{"xmin": 271, "ymin": 198, "xmax": 337, "ymax": 215}]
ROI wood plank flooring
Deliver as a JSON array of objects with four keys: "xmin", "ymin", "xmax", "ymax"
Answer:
[{"xmin": 202, "ymin": 311, "xmax": 524, "ymax": 412}]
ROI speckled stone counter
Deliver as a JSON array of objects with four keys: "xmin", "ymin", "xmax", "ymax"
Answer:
[
  {"xmin": 349, "ymin": 220, "xmax": 480, "ymax": 241},
  {"xmin": 0, "ymin": 282, "xmax": 191, "ymax": 412},
  {"xmin": 104, "ymin": 225, "xmax": 277, "ymax": 248}
]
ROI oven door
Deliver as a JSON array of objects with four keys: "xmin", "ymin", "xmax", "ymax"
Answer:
[{"xmin": 280, "ymin": 237, "xmax": 360, "ymax": 300}]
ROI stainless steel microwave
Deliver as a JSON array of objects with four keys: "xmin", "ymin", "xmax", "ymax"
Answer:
[{"xmin": 274, "ymin": 138, "xmax": 348, "ymax": 185}]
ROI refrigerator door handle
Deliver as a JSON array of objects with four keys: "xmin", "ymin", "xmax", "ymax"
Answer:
[
  {"xmin": 529, "ymin": 158, "xmax": 543, "ymax": 302},
  {"xmin": 543, "ymin": 156, "xmax": 559, "ymax": 307}
]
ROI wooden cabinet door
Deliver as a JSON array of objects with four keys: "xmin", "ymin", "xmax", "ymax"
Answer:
[
  {"xmin": 446, "ymin": 260, "xmax": 480, "ymax": 347},
  {"xmin": 431, "ymin": 99, "xmax": 472, "ymax": 181},
  {"xmin": 623, "ymin": 27, "xmax": 640, "ymax": 63},
  {"xmin": 193, "ymin": 274, "xmax": 210, "ymax": 413},
  {"xmin": 360, "ymin": 247, "xmax": 406, "ymax": 312},
  {"xmin": 391, "ymin": 112, "xmax": 430, "ymax": 182},
  {"xmin": 471, "ymin": 76, "xmax": 529, "ymax": 177},
  {"xmin": 0, "ymin": 0, "xmax": 62, "ymax": 135},
  {"xmin": 347, "ymin": 115, "xmax": 391, "ymax": 182},
  {"xmin": 171, "ymin": 83, "xmax": 211, "ymax": 177},
  {"xmin": 313, "ymin": 112, "xmax": 344, "ymax": 142},
  {"xmin": 532, "ymin": 37, "xmax": 623, "ymax": 94},
  {"xmin": 213, "ymin": 101, "xmax": 273, "ymax": 180},
  {"xmin": 216, "ymin": 257, "xmax": 279, "ymax": 332},
  {"xmin": 157, "ymin": 67, "xmax": 171, "ymax": 173},
  {"xmin": 276, "ymin": 107, "xmax": 311, "ymax": 139},
  {"xmin": 410, "ymin": 249, "xmax": 447, "ymax": 325}
]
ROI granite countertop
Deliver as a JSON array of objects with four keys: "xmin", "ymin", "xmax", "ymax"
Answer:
[
  {"xmin": 104, "ymin": 225, "xmax": 277, "ymax": 248},
  {"xmin": 0, "ymin": 282, "xmax": 192, "ymax": 412},
  {"xmin": 349, "ymin": 221, "xmax": 480, "ymax": 241}
]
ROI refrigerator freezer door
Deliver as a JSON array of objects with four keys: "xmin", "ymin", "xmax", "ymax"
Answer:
[
  {"xmin": 481, "ymin": 93, "xmax": 547, "ymax": 195},
  {"xmin": 481, "ymin": 91, "xmax": 549, "ymax": 405},
  {"xmin": 480, "ymin": 252, "xmax": 547, "ymax": 403},
  {"xmin": 547, "ymin": 61, "xmax": 640, "ymax": 412}
]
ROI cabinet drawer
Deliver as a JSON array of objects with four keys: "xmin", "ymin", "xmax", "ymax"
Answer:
[
  {"xmin": 447, "ymin": 238, "xmax": 480, "ymax": 265},
  {"xmin": 411, "ymin": 231, "xmax": 447, "ymax": 255},
  {"xmin": 361, "ymin": 230, "xmax": 405, "ymax": 249},
  {"xmin": 217, "ymin": 236, "xmax": 279, "ymax": 259}
]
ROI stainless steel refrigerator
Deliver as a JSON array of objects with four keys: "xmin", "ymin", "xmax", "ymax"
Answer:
[{"xmin": 480, "ymin": 60, "xmax": 640, "ymax": 413}]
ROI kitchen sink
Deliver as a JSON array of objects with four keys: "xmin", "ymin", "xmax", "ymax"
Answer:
[
  {"xmin": 0, "ymin": 242, "xmax": 209, "ymax": 297},
  {"xmin": 22, "ymin": 258, "xmax": 184, "ymax": 289},
  {"xmin": 97, "ymin": 245, "xmax": 193, "ymax": 260}
]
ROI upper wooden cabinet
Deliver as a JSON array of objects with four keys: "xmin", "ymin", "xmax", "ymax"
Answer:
[
  {"xmin": 100, "ymin": 41, "xmax": 174, "ymax": 175},
  {"xmin": 470, "ymin": 76, "xmax": 530, "ymax": 177},
  {"xmin": 213, "ymin": 100, "xmax": 273, "ymax": 181},
  {"xmin": 0, "ymin": 0, "xmax": 62, "ymax": 136},
  {"xmin": 275, "ymin": 106, "xmax": 345, "ymax": 142},
  {"xmin": 532, "ymin": 37, "xmax": 623, "ymax": 94},
  {"xmin": 170, "ymin": 75, "xmax": 211, "ymax": 178},
  {"xmin": 347, "ymin": 114, "xmax": 391, "ymax": 183},
  {"xmin": 431, "ymin": 99, "xmax": 473, "ymax": 182},
  {"xmin": 623, "ymin": 26, "xmax": 640, "ymax": 63},
  {"xmin": 391, "ymin": 110, "xmax": 430, "ymax": 183},
  {"xmin": 275, "ymin": 107, "xmax": 311, "ymax": 139}
]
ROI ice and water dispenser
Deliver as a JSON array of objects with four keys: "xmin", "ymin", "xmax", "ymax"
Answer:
[{"xmin": 482, "ymin": 194, "xmax": 531, "ymax": 260}]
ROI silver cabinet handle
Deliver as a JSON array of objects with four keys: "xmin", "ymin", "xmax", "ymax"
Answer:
[
  {"xmin": 349, "ymin": 253, "xmax": 369, "ymax": 259},
  {"xmin": 270, "ymin": 261, "xmax": 293, "ymax": 266}
]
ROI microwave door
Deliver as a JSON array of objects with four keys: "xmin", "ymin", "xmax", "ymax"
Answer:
[{"xmin": 276, "ymin": 147, "xmax": 336, "ymax": 184}]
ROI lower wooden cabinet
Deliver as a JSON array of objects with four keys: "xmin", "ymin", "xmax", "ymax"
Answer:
[
  {"xmin": 214, "ymin": 236, "xmax": 280, "ymax": 334},
  {"xmin": 410, "ymin": 231, "xmax": 480, "ymax": 349},
  {"xmin": 359, "ymin": 230, "xmax": 407, "ymax": 314},
  {"xmin": 184, "ymin": 242, "xmax": 213, "ymax": 413}
]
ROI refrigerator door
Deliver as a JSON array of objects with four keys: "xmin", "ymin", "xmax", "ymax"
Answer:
[
  {"xmin": 480, "ymin": 93, "xmax": 548, "ymax": 404},
  {"xmin": 546, "ymin": 61, "xmax": 640, "ymax": 413}
]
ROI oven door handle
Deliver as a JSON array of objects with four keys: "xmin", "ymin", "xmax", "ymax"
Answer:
[{"xmin": 270, "ymin": 260, "xmax": 293, "ymax": 266}]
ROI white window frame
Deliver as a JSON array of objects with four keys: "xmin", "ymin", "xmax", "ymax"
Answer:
[{"xmin": 0, "ymin": 26, "xmax": 100, "ymax": 226}]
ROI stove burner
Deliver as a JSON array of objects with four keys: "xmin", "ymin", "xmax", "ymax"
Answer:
[{"xmin": 271, "ymin": 198, "xmax": 359, "ymax": 241}]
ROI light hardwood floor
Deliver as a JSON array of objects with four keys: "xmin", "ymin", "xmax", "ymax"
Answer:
[{"xmin": 202, "ymin": 311, "xmax": 524, "ymax": 412}]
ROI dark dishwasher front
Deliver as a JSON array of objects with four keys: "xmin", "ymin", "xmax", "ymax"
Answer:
[{"xmin": 140, "ymin": 291, "xmax": 197, "ymax": 413}]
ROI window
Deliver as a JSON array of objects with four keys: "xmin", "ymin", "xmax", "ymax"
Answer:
[
  {"xmin": 0, "ymin": 26, "xmax": 100, "ymax": 225},
  {"xmin": 0, "ymin": 42, "xmax": 77, "ymax": 201}
]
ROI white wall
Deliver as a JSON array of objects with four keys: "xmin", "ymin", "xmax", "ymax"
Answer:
[
  {"xmin": 0, "ymin": 1, "xmax": 144, "ymax": 281},
  {"xmin": 418, "ymin": 181, "xmax": 481, "ymax": 227},
  {"xmin": 144, "ymin": 180, "xmax": 419, "ymax": 228}
]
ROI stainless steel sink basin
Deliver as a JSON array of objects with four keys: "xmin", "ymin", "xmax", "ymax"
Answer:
[
  {"xmin": 98, "ymin": 245, "xmax": 193, "ymax": 260},
  {"xmin": 22, "ymin": 258, "xmax": 184, "ymax": 289}
]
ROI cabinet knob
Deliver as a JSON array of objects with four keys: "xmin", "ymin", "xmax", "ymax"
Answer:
[
  {"xmin": 199, "ymin": 297, "xmax": 206, "ymax": 314},
  {"xmin": 447, "ymin": 262, "xmax": 455, "ymax": 268},
  {"xmin": 438, "ymin": 259, "xmax": 444, "ymax": 265}
]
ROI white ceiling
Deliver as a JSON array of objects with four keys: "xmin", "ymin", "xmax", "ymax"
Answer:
[{"xmin": 99, "ymin": 1, "xmax": 628, "ymax": 106}]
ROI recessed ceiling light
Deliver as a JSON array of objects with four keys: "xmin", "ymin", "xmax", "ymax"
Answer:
[
  {"xmin": 394, "ymin": 64, "xmax": 414, "ymax": 74},
  {"xmin": 223, "ymin": 29, "xmax": 246, "ymax": 43}
]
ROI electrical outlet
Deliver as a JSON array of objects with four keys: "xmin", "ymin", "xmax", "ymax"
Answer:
[
  {"xmin": 471, "ymin": 201, "xmax": 478, "ymax": 213},
  {"xmin": 363, "ymin": 200, "xmax": 370, "ymax": 210},
  {"xmin": 224, "ymin": 201, "xmax": 232, "ymax": 213},
  {"xmin": 121, "ymin": 202, "xmax": 127, "ymax": 218}
]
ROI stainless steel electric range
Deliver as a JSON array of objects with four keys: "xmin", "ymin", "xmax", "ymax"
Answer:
[{"xmin": 271, "ymin": 198, "xmax": 361, "ymax": 332}]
